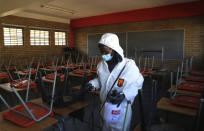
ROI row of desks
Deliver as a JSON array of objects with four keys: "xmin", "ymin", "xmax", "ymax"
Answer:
[
  {"xmin": 133, "ymin": 97, "xmax": 197, "ymax": 131},
  {"xmin": 143, "ymin": 70, "xmax": 200, "ymax": 130},
  {"xmin": 157, "ymin": 83, "xmax": 201, "ymax": 117},
  {"xmin": 146, "ymin": 69, "xmax": 201, "ymax": 117},
  {"xmin": 0, "ymin": 70, "xmax": 91, "ymax": 130},
  {"xmin": 133, "ymin": 72, "xmax": 200, "ymax": 130},
  {"xmin": 3, "ymin": 68, "xmax": 197, "ymax": 130},
  {"xmin": 0, "ymin": 76, "xmax": 99, "ymax": 131}
]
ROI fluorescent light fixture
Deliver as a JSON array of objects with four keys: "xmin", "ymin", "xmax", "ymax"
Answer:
[{"xmin": 40, "ymin": 4, "xmax": 75, "ymax": 14}]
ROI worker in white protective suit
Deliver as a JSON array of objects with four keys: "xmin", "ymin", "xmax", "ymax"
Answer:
[{"xmin": 84, "ymin": 33, "xmax": 144, "ymax": 131}]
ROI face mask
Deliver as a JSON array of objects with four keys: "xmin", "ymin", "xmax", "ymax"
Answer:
[{"xmin": 102, "ymin": 54, "xmax": 113, "ymax": 61}]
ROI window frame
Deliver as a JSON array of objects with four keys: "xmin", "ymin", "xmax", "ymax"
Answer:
[
  {"xmin": 30, "ymin": 29, "xmax": 50, "ymax": 46},
  {"xmin": 54, "ymin": 31, "xmax": 67, "ymax": 46},
  {"xmin": 3, "ymin": 26, "xmax": 24, "ymax": 46}
]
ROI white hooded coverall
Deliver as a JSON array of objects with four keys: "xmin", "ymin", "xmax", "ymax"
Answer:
[{"xmin": 89, "ymin": 33, "xmax": 144, "ymax": 131}]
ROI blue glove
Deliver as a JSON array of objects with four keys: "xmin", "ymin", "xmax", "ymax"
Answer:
[{"xmin": 107, "ymin": 90, "xmax": 125, "ymax": 107}]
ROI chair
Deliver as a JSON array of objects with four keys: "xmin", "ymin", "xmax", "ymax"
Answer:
[
  {"xmin": 68, "ymin": 69, "xmax": 90, "ymax": 122},
  {"xmin": 36, "ymin": 68, "xmax": 87, "ymax": 108},
  {"xmin": 0, "ymin": 69, "xmax": 55, "ymax": 127},
  {"xmin": 36, "ymin": 71, "xmax": 72, "ymax": 108}
]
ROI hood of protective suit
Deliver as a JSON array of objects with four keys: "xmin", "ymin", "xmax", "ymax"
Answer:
[{"xmin": 99, "ymin": 33, "xmax": 124, "ymax": 58}]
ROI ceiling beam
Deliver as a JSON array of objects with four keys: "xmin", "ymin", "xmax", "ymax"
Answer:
[
  {"xmin": 0, "ymin": 0, "xmax": 54, "ymax": 17},
  {"xmin": 14, "ymin": 10, "xmax": 69, "ymax": 23}
]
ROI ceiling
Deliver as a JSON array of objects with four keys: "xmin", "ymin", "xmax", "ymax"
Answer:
[{"xmin": 0, "ymin": 0, "xmax": 198, "ymax": 24}]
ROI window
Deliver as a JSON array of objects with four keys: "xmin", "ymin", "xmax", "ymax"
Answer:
[
  {"xmin": 30, "ymin": 29, "xmax": 49, "ymax": 45},
  {"xmin": 3, "ymin": 27, "xmax": 23, "ymax": 46},
  {"xmin": 55, "ymin": 31, "xmax": 66, "ymax": 45}
]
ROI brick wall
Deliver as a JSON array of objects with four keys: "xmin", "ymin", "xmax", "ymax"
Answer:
[
  {"xmin": 73, "ymin": 15, "xmax": 204, "ymax": 69},
  {"xmin": 0, "ymin": 15, "xmax": 69, "ymax": 65}
]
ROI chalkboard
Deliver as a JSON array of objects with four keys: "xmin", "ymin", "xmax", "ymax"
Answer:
[
  {"xmin": 87, "ymin": 34, "xmax": 101, "ymax": 56},
  {"xmin": 87, "ymin": 30, "xmax": 184, "ymax": 60},
  {"xmin": 127, "ymin": 30, "xmax": 184, "ymax": 60},
  {"xmin": 87, "ymin": 33, "xmax": 127, "ymax": 56}
]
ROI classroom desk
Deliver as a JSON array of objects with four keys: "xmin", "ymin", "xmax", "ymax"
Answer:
[
  {"xmin": 0, "ymin": 83, "xmax": 35, "ymax": 106},
  {"xmin": 0, "ymin": 98, "xmax": 89, "ymax": 131},
  {"xmin": 40, "ymin": 67, "xmax": 55, "ymax": 72},
  {"xmin": 41, "ymin": 77, "xmax": 98, "ymax": 97},
  {"xmin": 73, "ymin": 85, "xmax": 100, "ymax": 95},
  {"xmin": 143, "ymin": 70, "xmax": 155, "ymax": 76},
  {"xmin": 42, "ymin": 75, "xmax": 99, "ymax": 95},
  {"xmin": 168, "ymin": 85, "xmax": 202, "ymax": 97},
  {"xmin": 53, "ymin": 101, "xmax": 88, "ymax": 116},
  {"xmin": 40, "ymin": 66, "xmax": 72, "ymax": 72},
  {"xmin": 14, "ymin": 69, "xmax": 37, "ymax": 76},
  {"xmin": 150, "ymin": 69, "xmax": 170, "ymax": 76},
  {"xmin": 69, "ymin": 72, "xmax": 92, "ymax": 77},
  {"xmin": 0, "ymin": 98, "xmax": 58, "ymax": 131},
  {"xmin": 41, "ymin": 69, "xmax": 94, "ymax": 83},
  {"xmin": 157, "ymin": 97, "xmax": 197, "ymax": 117},
  {"xmin": 60, "ymin": 65, "xmax": 78, "ymax": 70},
  {"xmin": 0, "ymin": 72, "xmax": 9, "ymax": 82},
  {"xmin": 33, "ymin": 98, "xmax": 89, "ymax": 131},
  {"xmin": 14, "ymin": 71, "xmax": 28, "ymax": 76},
  {"xmin": 37, "ymin": 71, "xmax": 94, "ymax": 88},
  {"xmin": 33, "ymin": 98, "xmax": 89, "ymax": 117},
  {"xmin": 42, "ymin": 75, "xmax": 69, "ymax": 84},
  {"xmin": 42, "ymin": 76, "xmax": 58, "ymax": 83},
  {"xmin": 0, "ymin": 83, "xmax": 28, "ymax": 92}
]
